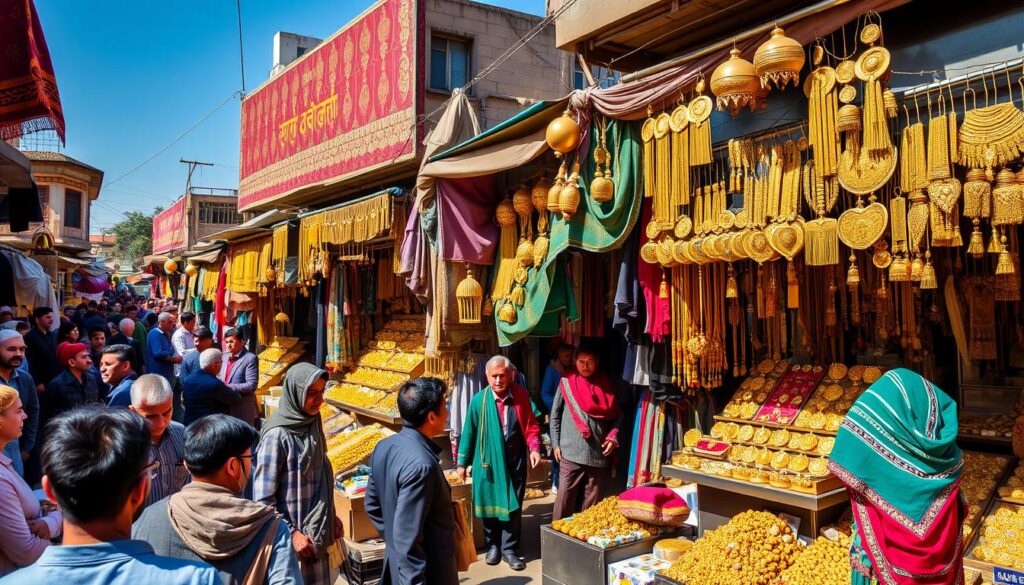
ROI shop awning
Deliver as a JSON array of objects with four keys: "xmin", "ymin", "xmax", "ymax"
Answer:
[
  {"xmin": 141, "ymin": 254, "xmax": 169, "ymax": 266},
  {"xmin": 428, "ymin": 99, "xmax": 568, "ymax": 163},
  {"xmin": 126, "ymin": 273, "xmax": 155, "ymax": 284},
  {"xmin": 0, "ymin": 0, "xmax": 65, "ymax": 142},
  {"xmin": 200, "ymin": 208, "xmax": 293, "ymax": 243},
  {"xmin": 182, "ymin": 246, "xmax": 224, "ymax": 264}
]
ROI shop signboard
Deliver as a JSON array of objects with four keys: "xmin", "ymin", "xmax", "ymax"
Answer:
[
  {"xmin": 152, "ymin": 196, "xmax": 186, "ymax": 255},
  {"xmin": 237, "ymin": 0, "xmax": 419, "ymax": 212},
  {"xmin": 994, "ymin": 567, "xmax": 1024, "ymax": 584}
]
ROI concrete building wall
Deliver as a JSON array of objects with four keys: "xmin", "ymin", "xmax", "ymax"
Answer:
[
  {"xmin": 271, "ymin": 31, "xmax": 323, "ymax": 77},
  {"xmin": 423, "ymin": 0, "xmax": 575, "ymax": 131}
]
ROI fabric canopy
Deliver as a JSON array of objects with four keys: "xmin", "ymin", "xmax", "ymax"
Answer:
[
  {"xmin": 0, "ymin": 0, "xmax": 65, "ymax": 142},
  {"xmin": 0, "ymin": 249, "xmax": 58, "ymax": 323}
]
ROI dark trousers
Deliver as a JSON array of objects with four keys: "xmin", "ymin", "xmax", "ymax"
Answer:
[
  {"xmin": 552, "ymin": 458, "xmax": 605, "ymax": 520},
  {"xmin": 483, "ymin": 441, "xmax": 527, "ymax": 556}
]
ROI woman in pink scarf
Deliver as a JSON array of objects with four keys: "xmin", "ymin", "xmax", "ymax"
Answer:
[{"xmin": 550, "ymin": 345, "xmax": 623, "ymax": 520}]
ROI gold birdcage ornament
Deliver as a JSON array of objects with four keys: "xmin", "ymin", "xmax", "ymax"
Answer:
[{"xmin": 455, "ymin": 267, "xmax": 483, "ymax": 324}]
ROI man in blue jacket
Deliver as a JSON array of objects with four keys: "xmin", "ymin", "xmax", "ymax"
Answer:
[
  {"xmin": 146, "ymin": 312, "xmax": 181, "ymax": 390},
  {"xmin": 366, "ymin": 377, "xmax": 458, "ymax": 585},
  {"xmin": 182, "ymin": 349, "xmax": 240, "ymax": 426}
]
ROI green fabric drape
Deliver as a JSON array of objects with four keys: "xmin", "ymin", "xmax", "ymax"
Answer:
[
  {"xmin": 456, "ymin": 387, "xmax": 518, "ymax": 520},
  {"xmin": 496, "ymin": 120, "xmax": 642, "ymax": 345}
]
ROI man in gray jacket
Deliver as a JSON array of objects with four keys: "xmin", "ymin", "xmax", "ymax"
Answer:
[{"xmin": 133, "ymin": 414, "xmax": 300, "ymax": 585}]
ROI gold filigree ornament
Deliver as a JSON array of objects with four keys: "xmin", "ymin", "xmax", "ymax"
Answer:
[
  {"xmin": 765, "ymin": 219, "xmax": 805, "ymax": 261},
  {"xmin": 839, "ymin": 84, "xmax": 857, "ymax": 104},
  {"xmin": 657, "ymin": 238, "xmax": 677, "ymax": 267},
  {"xmin": 717, "ymin": 209, "xmax": 736, "ymax": 231},
  {"xmin": 838, "ymin": 195, "xmax": 889, "ymax": 250},
  {"xmin": 959, "ymin": 102, "xmax": 1024, "ymax": 178},
  {"xmin": 838, "ymin": 144, "xmax": 898, "ymax": 195},
  {"xmin": 860, "ymin": 22, "xmax": 882, "ymax": 46},
  {"xmin": 674, "ymin": 215, "xmax": 693, "ymax": 239},
  {"xmin": 745, "ymin": 229, "xmax": 779, "ymax": 264},
  {"xmin": 927, "ymin": 177, "xmax": 962, "ymax": 214},
  {"xmin": 687, "ymin": 95, "xmax": 713, "ymax": 125},
  {"xmin": 837, "ymin": 104, "xmax": 862, "ymax": 134},
  {"xmin": 669, "ymin": 103, "xmax": 689, "ymax": 133},
  {"xmin": 672, "ymin": 239, "xmax": 690, "ymax": 264},
  {"xmin": 729, "ymin": 231, "xmax": 749, "ymax": 259},
  {"xmin": 640, "ymin": 241, "xmax": 658, "ymax": 264},
  {"xmin": 836, "ymin": 60, "xmax": 856, "ymax": 84},
  {"xmin": 871, "ymin": 239, "xmax": 892, "ymax": 268},
  {"xmin": 855, "ymin": 47, "xmax": 891, "ymax": 82}
]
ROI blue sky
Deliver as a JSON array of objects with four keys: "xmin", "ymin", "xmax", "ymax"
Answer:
[{"xmin": 33, "ymin": 0, "xmax": 545, "ymax": 232}]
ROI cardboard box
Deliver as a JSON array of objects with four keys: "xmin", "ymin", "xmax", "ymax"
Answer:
[
  {"xmin": 606, "ymin": 554, "xmax": 673, "ymax": 584},
  {"xmin": 333, "ymin": 490, "xmax": 379, "ymax": 542}
]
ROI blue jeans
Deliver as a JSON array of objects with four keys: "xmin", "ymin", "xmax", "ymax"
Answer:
[{"xmin": 551, "ymin": 457, "xmax": 560, "ymax": 489}]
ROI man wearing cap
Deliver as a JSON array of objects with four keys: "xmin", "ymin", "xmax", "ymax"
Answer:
[
  {"xmin": 0, "ymin": 306, "xmax": 13, "ymax": 324},
  {"xmin": 45, "ymin": 342, "xmax": 102, "ymax": 419},
  {"xmin": 0, "ymin": 329, "xmax": 39, "ymax": 477},
  {"xmin": 179, "ymin": 326, "xmax": 213, "ymax": 383}
]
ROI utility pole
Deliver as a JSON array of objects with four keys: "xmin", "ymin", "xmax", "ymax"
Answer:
[
  {"xmin": 180, "ymin": 159, "xmax": 213, "ymax": 194},
  {"xmin": 179, "ymin": 159, "xmax": 213, "ymax": 250}
]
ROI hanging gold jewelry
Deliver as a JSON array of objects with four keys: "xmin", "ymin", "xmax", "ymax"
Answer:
[
  {"xmin": 806, "ymin": 66, "xmax": 839, "ymax": 178},
  {"xmin": 958, "ymin": 102, "xmax": 1024, "ymax": 179},
  {"xmin": 907, "ymin": 189, "xmax": 930, "ymax": 252},
  {"xmin": 847, "ymin": 253, "xmax": 861, "ymax": 287},
  {"xmin": 963, "ymin": 168, "xmax": 992, "ymax": 219},
  {"xmin": 920, "ymin": 250, "xmax": 938, "ymax": 289},
  {"xmin": 838, "ymin": 194, "xmax": 889, "ymax": 250},
  {"xmin": 992, "ymin": 167, "xmax": 1023, "ymax": 226},
  {"xmin": 996, "ymin": 233, "xmax": 1016, "ymax": 275},
  {"xmin": 855, "ymin": 46, "xmax": 893, "ymax": 154},
  {"xmin": 688, "ymin": 93, "xmax": 714, "ymax": 166},
  {"xmin": 590, "ymin": 118, "xmax": 614, "ymax": 203}
]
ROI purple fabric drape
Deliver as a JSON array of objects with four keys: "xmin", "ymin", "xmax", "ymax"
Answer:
[{"xmin": 437, "ymin": 176, "xmax": 500, "ymax": 264}]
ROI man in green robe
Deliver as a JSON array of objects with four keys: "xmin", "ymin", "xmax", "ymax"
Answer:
[{"xmin": 456, "ymin": 355, "xmax": 542, "ymax": 572}]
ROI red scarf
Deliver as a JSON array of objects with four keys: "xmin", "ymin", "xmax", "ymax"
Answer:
[
  {"xmin": 561, "ymin": 371, "xmax": 620, "ymax": 442},
  {"xmin": 851, "ymin": 485, "xmax": 965, "ymax": 585}
]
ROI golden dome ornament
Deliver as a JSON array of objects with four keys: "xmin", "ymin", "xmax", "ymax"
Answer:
[
  {"xmin": 164, "ymin": 259, "xmax": 178, "ymax": 273},
  {"xmin": 753, "ymin": 26, "xmax": 805, "ymax": 90},
  {"xmin": 495, "ymin": 197, "xmax": 516, "ymax": 228},
  {"xmin": 455, "ymin": 266, "xmax": 484, "ymax": 324},
  {"xmin": 531, "ymin": 174, "xmax": 551, "ymax": 213},
  {"xmin": 545, "ymin": 109, "xmax": 581, "ymax": 157},
  {"xmin": 184, "ymin": 263, "xmax": 198, "ymax": 277},
  {"xmin": 711, "ymin": 47, "xmax": 766, "ymax": 116}
]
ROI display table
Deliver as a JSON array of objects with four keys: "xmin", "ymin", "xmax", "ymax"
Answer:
[
  {"xmin": 541, "ymin": 525, "xmax": 691, "ymax": 585},
  {"xmin": 662, "ymin": 465, "xmax": 848, "ymax": 538},
  {"xmin": 325, "ymin": 398, "xmax": 403, "ymax": 428}
]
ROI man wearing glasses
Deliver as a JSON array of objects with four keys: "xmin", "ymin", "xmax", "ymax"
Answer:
[
  {"xmin": 129, "ymin": 374, "xmax": 189, "ymax": 508},
  {"xmin": 134, "ymin": 414, "xmax": 300, "ymax": 584},
  {"xmin": 3, "ymin": 407, "xmax": 221, "ymax": 583}
]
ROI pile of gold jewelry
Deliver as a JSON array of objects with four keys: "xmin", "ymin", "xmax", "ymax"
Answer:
[
  {"xmin": 774, "ymin": 533, "xmax": 852, "ymax": 585},
  {"xmin": 660, "ymin": 510, "xmax": 803, "ymax": 585},
  {"xmin": 971, "ymin": 505, "xmax": 1024, "ymax": 569},
  {"xmin": 960, "ymin": 452, "xmax": 1012, "ymax": 540},
  {"xmin": 550, "ymin": 496, "xmax": 658, "ymax": 542}
]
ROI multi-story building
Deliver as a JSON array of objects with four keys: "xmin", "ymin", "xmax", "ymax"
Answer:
[
  {"xmin": 237, "ymin": 0, "xmax": 579, "ymax": 214},
  {"xmin": 152, "ymin": 187, "xmax": 243, "ymax": 257},
  {"xmin": 0, "ymin": 150, "xmax": 104, "ymax": 255}
]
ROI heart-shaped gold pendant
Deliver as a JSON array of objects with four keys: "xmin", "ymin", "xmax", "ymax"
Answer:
[
  {"xmin": 765, "ymin": 219, "xmax": 805, "ymax": 261},
  {"xmin": 838, "ymin": 199, "xmax": 889, "ymax": 250},
  {"xmin": 745, "ymin": 229, "xmax": 779, "ymax": 264},
  {"xmin": 927, "ymin": 178, "xmax": 962, "ymax": 214}
]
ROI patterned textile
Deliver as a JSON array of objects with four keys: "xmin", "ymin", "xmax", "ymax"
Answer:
[
  {"xmin": 146, "ymin": 422, "xmax": 189, "ymax": 508},
  {"xmin": 0, "ymin": 0, "xmax": 65, "ymax": 141},
  {"xmin": 829, "ymin": 368, "xmax": 964, "ymax": 585}
]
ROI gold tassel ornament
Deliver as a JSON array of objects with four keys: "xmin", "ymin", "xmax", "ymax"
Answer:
[
  {"xmin": 920, "ymin": 251, "xmax": 938, "ymax": 289},
  {"xmin": 996, "ymin": 234, "xmax": 1016, "ymax": 275},
  {"xmin": 992, "ymin": 168, "xmax": 1023, "ymax": 226},
  {"xmin": 963, "ymin": 168, "xmax": 992, "ymax": 219},
  {"xmin": 847, "ymin": 254, "xmax": 861, "ymax": 287},
  {"xmin": 688, "ymin": 91, "xmax": 714, "ymax": 166},
  {"xmin": 490, "ymin": 197, "xmax": 519, "ymax": 309}
]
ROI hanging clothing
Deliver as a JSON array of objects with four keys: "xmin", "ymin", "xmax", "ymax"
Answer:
[{"xmin": 828, "ymin": 368, "xmax": 964, "ymax": 585}]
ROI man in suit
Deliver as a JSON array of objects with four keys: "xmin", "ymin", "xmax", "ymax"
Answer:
[
  {"xmin": 111, "ymin": 317, "xmax": 145, "ymax": 375},
  {"xmin": 178, "ymin": 326, "xmax": 213, "ymax": 382},
  {"xmin": 219, "ymin": 327, "xmax": 258, "ymax": 426},
  {"xmin": 101, "ymin": 344, "xmax": 138, "ymax": 408},
  {"xmin": 182, "ymin": 348, "xmax": 240, "ymax": 426},
  {"xmin": 366, "ymin": 377, "xmax": 458, "ymax": 585}
]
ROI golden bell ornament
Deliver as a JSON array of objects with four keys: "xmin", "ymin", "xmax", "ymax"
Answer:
[
  {"xmin": 590, "ymin": 172, "xmax": 614, "ymax": 203},
  {"xmin": 753, "ymin": 26, "xmax": 805, "ymax": 89},
  {"xmin": 513, "ymin": 183, "xmax": 533, "ymax": 217},
  {"xmin": 883, "ymin": 89, "xmax": 898, "ymax": 118},
  {"xmin": 545, "ymin": 109, "xmax": 581, "ymax": 157},
  {"xmin": 967, "ymin": 220, "xmax": 985, "ymax": 257},
  {"xmin": 264, "ymin": 267, "xmax": 277, "ymax": 283},
  {"xmin": 516, "ymin": 239, "xmax": 535, "ymax": 268},
  {"xmin": 184, "ymin": 263, "xmax": 198, "ymax": 277},
  {"xmin": 711, "ymin": 47, "xmax": 766, "ymax": 115},
  {"xmin": 725, "ymin": 269, "xmax": 738, "ymax": 298},
  {"xmin": 548, "ymin": 164, "xmax": 565, "ymax": 214},
  {"xmin": 889, "ymin": 255, "xmax": 909, "ymax": 281},
  {"xmin": 837, "ymin": 104, "xmax": 862, "ymax": 134},
  {"xmin": 496, "ymin": 198, "xmax": 516, "ymax": 228},
  {"xmin": 996, "ymin": 235, "xmax": 1016, "ymax": 275},
  {"xmin": 989, "ymin": 228, "xmax": 1003, "ymax": 254},
  {"xmin": 164, "ymin": 259, "xmax": 178, "ymax": 273},
  {"xmin": 910, "ymin": 254, "xmax": 924, "ymax": 281},
  {"xmin": 920, "ymin": 252, "xmax": 938, "ymax": 289},
  {"xmin": 532, "ymin": 175, "xmax": 551, "ymax": 212},
  {"xmin": 497, "ymin": 298, "xmax": 518, "ymax": 324},
  {"xmin": 560, "ymin": 162, "xmax": 581, "ymax": 220},
  {"xmin": 846, "ymin": 254, "xmax": 860, "ymax": 287},
  {"xmin": 455, "ymin": 268, "xmax": 484, "ymax": 324}
]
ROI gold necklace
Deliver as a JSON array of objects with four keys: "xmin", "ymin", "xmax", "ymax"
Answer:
[{"xmin": 959, "ymin": 102, "xmax": 1024, "ymax": 179}]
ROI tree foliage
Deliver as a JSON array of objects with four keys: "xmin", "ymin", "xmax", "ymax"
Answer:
[{"xmin": 111, "ymin": 207, "xmax": 162, "ymax": 265}]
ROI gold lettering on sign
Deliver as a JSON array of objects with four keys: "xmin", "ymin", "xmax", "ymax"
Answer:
[{"xmin": 279, "ymin": 92, "xmax": 339, "ymax": 146}]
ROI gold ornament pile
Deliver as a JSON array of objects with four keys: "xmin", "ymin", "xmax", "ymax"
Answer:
[
  {"xmin": 774, "ymin": 533, "xmax": 851, "ymax": 585},
  {"xmin": 972, "ymin": 505, "xmax": 1024, "ymax": 569},
  {"xmin": 327, "ymin": 424, "xmax": 388, "ymax": 473},
  {"xmin": 660, "ymin": 510, "xmax": 803, "ymax": 585},
  {"xmin": 960, "ymin": 452, "xmax": 1011, "ymax": 539},
  {"xmin": 550, "ymin": 496, "xmax": 657, "ymax": 542}
]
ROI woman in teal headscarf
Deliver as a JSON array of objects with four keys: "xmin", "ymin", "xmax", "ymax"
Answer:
[
  {"xmin": 828, "ymin": 368, "xmax": 964, "ymax": 585},
  {"xmin": 252, "ymin": 362, "xmax": 340, "ymax": 585}
]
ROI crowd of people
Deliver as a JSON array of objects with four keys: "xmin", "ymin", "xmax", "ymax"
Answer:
[{"xmin": 0, "ymin": 292, "xmax": 626, "ymax": 584}]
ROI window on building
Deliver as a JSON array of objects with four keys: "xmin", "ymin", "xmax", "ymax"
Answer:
[
  {"xmin": 430, "ymin": 35, "xmax": 470, "ymax": 92},
  {"xmin": 296, "ymin": 46, "xmax": 307, "ymax": 58},
  {"xmin": 573, "ymin": 61, "xmax": 588, "ymax": 90},
  {"xmin": 64, "ymin": 190, "xmax": 82, "ymax": 229},
  {"xmin": 198, "ymin": 201, "xmax": 243, "ymax": 225}
]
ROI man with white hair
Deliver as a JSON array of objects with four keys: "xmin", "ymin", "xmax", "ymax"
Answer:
[
  {"xmin": 129, "ymin": 374, "xmax": 189, "ymax": 508},
  {"xmin": 145, "ymin": 312, "xmax": 181, "ymax": 392},
  {"xmin": 182, "ymin": 348, "xmax": 241, "ymax": 426},
  {"xmin": 110, "ymin": 317, "xmax": 144, "ymax": 375},
  {"xmin": 456, "ymin": 355, "xmax": 542, "ymax": 571}
]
